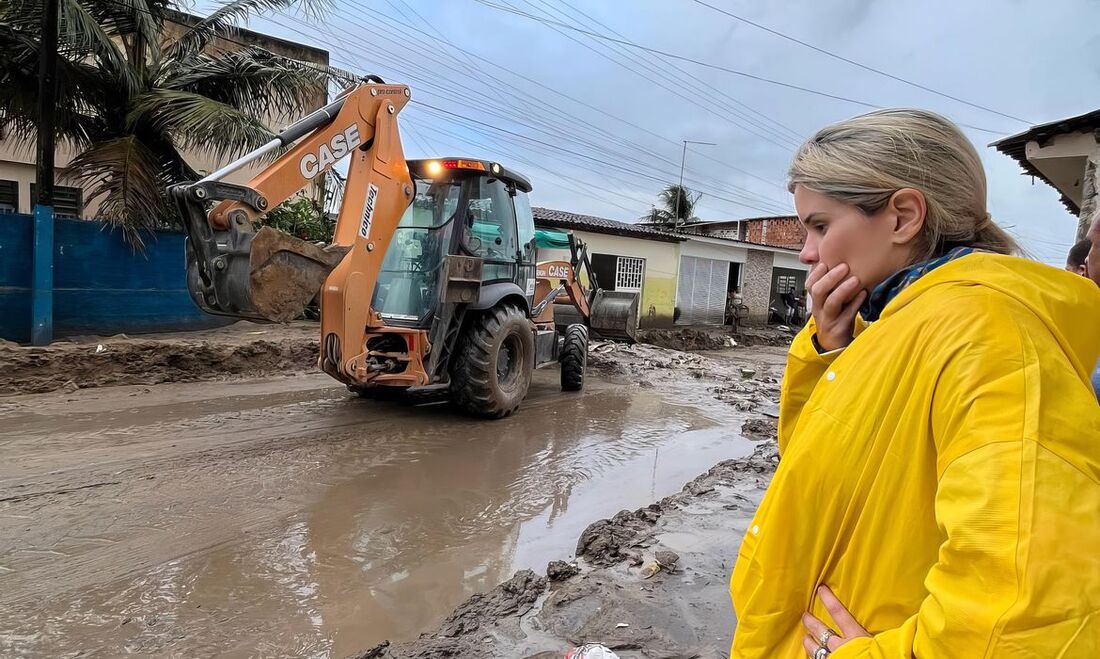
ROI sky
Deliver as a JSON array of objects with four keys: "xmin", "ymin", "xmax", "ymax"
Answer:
[{"xmin": 221, "ymin": 0, "xmax": 1100, "ymax": 265}]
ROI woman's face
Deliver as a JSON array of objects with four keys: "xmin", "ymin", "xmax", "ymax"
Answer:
[{"xmin": 794, "ymin": 185, "xmax": 915, "ymax": 292}]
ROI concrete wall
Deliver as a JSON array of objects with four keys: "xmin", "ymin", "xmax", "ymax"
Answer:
[
  {"xmin": 538, "ymin": 230, "xmax": 680, "ymax": 328},
  {"xmin": 742, "ymin": 250, "xmax": 775, "ymax": 324},
  {"xmin": 0, "ymin": 214, "xmax": 228, "ymax": 343}
]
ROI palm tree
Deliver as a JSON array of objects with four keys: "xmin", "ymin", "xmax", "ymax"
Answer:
[
  {"xmin": 0, "ymin": 0, "xmax": 351, "ymax": 246},
  {"xmin": 640, "ymin": 184, "xmax": 701, "ymax": 228}
]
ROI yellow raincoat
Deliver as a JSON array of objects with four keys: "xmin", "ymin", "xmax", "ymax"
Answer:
[{"xmin": 730, "ymin": 253, "xmax": 1100, "ymax": 657}]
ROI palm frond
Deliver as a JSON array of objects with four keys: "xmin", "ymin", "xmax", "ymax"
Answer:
[
  {"xmin": 167, "ymin": 0, "xmax": 332, "ymax": 60},
  {"xmin": 127, "ymin": 89, "xmax": 277, "ymax": 162},
  {"xmin": 160, "ymin": 47, "xmax": 340, "ymax": 120},
  {"xmin": 63, "ymin": 135, "xmax": 173, "ymax": 248},
  {"xmin": 57, "ymin": 0, "xmax": 140, "ymax": 92},
  {"xmin": 87, "ymin": 0, "xmax": 165, "ymax": 67},
  {"xmin": 0, "ymin": 22, "xmax": 110, "ymax": 150}
]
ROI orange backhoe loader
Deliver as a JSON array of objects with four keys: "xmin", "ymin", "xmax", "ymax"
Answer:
[{"xmin": 169, "ymin": 78, "xmax": 638, "ymax": 418}]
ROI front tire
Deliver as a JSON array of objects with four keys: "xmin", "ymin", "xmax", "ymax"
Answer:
[
  {"xmin": 559, "ymin": 324, "xmax": 588, "ymax": 392},
  {"xmin": 450, "ymin": 304, "xmax": 534, "ymax": 418}
]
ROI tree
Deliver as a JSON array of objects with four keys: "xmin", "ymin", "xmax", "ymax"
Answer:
[
  {"xmin": 0, "ymin": 0, "xmax": 351, "ymax": 247},
  {"xmin": 640, "ymin": 184, "xmax": 701, "ymax": 228}
]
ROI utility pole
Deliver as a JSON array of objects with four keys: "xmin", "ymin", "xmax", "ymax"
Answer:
[
  {"xmin": 32, "ymin": 0, "xmax": 60, "ymax": 345},
  {"xmin": 676, "ymin": 140, "xmax": 715, "ymax": 228}
]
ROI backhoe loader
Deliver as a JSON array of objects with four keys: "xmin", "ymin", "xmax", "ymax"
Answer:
[{"xmin": 169, "ymin": 78, "xmax": 638, "ymax": 418}]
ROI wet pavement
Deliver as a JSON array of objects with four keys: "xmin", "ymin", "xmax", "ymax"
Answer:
[{"xmin": 0, "ymin": 359, "xmax": 769, "ymax": 657}]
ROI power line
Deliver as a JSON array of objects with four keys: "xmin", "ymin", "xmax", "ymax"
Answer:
[
  {"xmin": 259, "ymin": 10, "xmax": 790, "ymax": 216},
  {"xmin": 275, "ymin": 6, "xmax": 793, "ymax": 210},
  {"xmin": 413, "ymin": 100, "xmax": 789, "ymax": 215},
  {"xmin": 687, "ymin": 0, "xmax": 1032, "ymax": 125},
  {"xmin": 470, "ymin": 0, "xmax": 1011, "ymax": 135},
  {"xmin": 509, "ymin": 0, "xmax": 800, "ymax": 151},
  {"xmin": 547, "ymin": 0, "xmax": 805, "ymax": 143},
  {"xmin": 326, "ymin": 0, "xmax": 792, "ymax": 193},
  {"xmin": 470, "ymin": 0, "xmax": 883, "ymax": 109},
  {"xmin": 94, "ymin": 0, "xmax": 794, "ymax": 215}
]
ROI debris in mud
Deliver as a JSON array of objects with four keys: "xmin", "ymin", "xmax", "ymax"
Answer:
[
  {"xmin": 547, "ymin": 560, "xmax": 581, "ymax": 582},
  {"xmin": 636, "ymin": 327, "xmax": 736, "ymax": 352},
  {"xmin": 371, "ymin": 441, "xmax": 782, "ymax": 658},
  {"xmin": 363, "ymin": 570, "xmax": 547, "ymax": 658},
  {"xmin": 741, "ymin": 417, "xmax": 778, "ymax": 441},
  {"xmin": 654, "ymin": 550, "xmax": 679, "ymax": 570},
  {"xmin": 641, "ymin": 550, "xmax": 680, "ymax": 579},
  {"xmin": 437, "ymin": 569, "xmax": 546, "ymax": 637},
  {"xmin": 576, "ymin": 506, "xmax": 661, "ymax": 567}
]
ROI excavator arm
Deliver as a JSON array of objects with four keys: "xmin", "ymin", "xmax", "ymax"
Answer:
[{"xmin": 169, "ymin": 78, "xmax": 415, "ymax": 381}]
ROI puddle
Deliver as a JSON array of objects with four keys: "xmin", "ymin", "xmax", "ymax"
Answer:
[{"xmin": 1, "ymin": 379, "xmax": 753, "ymax": 656}]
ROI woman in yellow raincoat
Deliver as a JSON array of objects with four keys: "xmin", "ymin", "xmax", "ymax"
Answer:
[{"xmin": 729, "ymin": 109, "xmax": 1100, "ymax": 658}]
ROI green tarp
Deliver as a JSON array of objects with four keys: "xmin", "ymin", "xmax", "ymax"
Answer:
[
  {"xmin": 535, "ymin": 228, "xmax": 570, "ymax": 249},
  {"xmin": 469, "ymin": 223, "xmax": 571, "ymax": 250}
]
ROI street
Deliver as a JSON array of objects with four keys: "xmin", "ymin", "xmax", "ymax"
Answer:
[{"xmin": 0, "ymin": 346, "xmax": 785, "ymax": 657}]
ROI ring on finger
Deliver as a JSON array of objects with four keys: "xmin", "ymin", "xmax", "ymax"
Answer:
[
  {"xmin": 818, "ymin": 628, "xmax": 836, "ymax": 647},
  {"xmin": 813, "ymin": 647, "xmax": 829, "ymax": 659}
]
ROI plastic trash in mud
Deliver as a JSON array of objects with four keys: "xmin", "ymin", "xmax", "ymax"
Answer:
[
  {"xmin": 640, "ymin": 550, "xmax": 681, "ymax": 579},
  {"xmin": 739, "ymin": 367, "xmax": 756, "ymax": 380},
  {"xmin": 565, "ymin": 643, "xmax": 621, "ymax": 659}
]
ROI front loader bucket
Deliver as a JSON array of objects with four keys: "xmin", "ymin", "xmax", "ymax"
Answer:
[{"xmin": 589, "ymin": 289, "xmax": 639, "ymax": 342}]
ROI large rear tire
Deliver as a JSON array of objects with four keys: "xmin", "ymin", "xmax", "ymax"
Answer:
[
  {"xmin": 560, "ymin": 324, "xmax": 588, "ymax": 392},
  {"xmin": 450, "ymin": 304, "xmax": 534, "ymax": 418}
]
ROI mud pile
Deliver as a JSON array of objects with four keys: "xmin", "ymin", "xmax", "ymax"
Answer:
[
  {"xmin": 635, "ymin": 327, "xmax": 737, "ymax": 351},
  {"xmin": 635, "ymin": 325, "xmax": 794, "ymax": 352},
  {"xmin": 0, "ymin": 323, "xmax": 319, "ymax": 395},
  {"xmin": 369, "ymin": 441, "xmax": 780, "ymax": 658}
]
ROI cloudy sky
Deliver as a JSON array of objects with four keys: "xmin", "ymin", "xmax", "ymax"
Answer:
[{"xmin": 228, "ymin": 0, "xmax": 1099, "ymax": 265}]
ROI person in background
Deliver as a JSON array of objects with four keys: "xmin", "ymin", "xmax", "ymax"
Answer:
[
  {"xmin": 729, "ymin": 109, "xmax": 1100, "ymax": 658},
  {"xmin": 1086, "ymin": 210, "xmax": 1100, "ymax": 287},
  {"xmin": 1080, "ymin": 211, "xmax": 1100, "ymax": 398},
  {"xmin": 1066, "ymin": 238, "xmax": 1091, "ymax": 275}
]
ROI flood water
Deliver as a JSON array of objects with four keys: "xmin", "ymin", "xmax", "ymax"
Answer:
[{"xmin": 0, "ymin": 370, "xmax": 755, "ymax": 656}]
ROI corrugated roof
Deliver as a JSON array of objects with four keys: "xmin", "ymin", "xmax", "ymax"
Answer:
[
  {"xmin": 990, "ymin": 108, "xmax": 1100, "ymax": 214},
  {"xmin": 532, "ymin": 207, "xmax": 683, "ymax": 243},
  {"xmin": 679, "ymin": 215, "xmax": 797, "ymax": 229}
]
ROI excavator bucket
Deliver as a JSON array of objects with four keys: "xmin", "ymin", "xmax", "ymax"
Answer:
[
  {"xmin": 588, "ymin": 289, "xmax": 639, "ymax": 342},
  {"xmin": 245, "ymin": 227, "xmax": 346, "ymax": 322},
  {"xmin": 179, "ymin": 194, "xmax": 345, "ymax": 324}
]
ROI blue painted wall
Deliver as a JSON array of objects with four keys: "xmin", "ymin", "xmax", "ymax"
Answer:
[{"xmin": 0, "ymin": 214, "xmax": 229, "ymax": 343}]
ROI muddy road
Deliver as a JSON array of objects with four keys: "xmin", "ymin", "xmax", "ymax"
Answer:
[{"xmin": 0, "ymin": 345, "xmax": 787, "ymax": 657}]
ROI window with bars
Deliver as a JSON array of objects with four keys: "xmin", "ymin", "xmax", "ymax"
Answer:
[
  {"xmin": 615, "ymin": 256, "xmax": 645, "ymax": 292},
  {"xmin": 0, "ymin": 180, "xmax": 17, "ymax": 214},
  {"xmin": 30, "ymin": 184, "xmax": 84, "ymax": 219},
  {"xmin": 778, "ymin": 275, "xmax": 796, "ymax": 293}
]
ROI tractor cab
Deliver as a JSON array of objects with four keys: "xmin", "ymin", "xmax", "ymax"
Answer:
[{"xmin": 372, "ymin": 158, "xmax": 536, "ymax": 328}]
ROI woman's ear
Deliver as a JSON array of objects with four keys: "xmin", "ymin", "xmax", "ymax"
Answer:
[{"xmin": 887, "ymin": 188, "xmax": 926, "ymax": 245}]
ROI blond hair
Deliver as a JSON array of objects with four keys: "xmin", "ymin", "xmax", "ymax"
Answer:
[{"xmin": 788, "ymin": 109, "xmax": 1018, "ymax": 261}]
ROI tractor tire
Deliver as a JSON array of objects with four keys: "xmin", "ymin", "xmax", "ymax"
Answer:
[
  {"xmin": 560, "ymin": 324, "xmax": 588, "ymax": 392},
  {"xmin": 450, "ymin": 304, "xmax": 535, "ymax": 418}
]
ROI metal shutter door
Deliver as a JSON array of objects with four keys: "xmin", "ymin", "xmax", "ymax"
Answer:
[
  {"xmin": 677, "ymin": 256, "xmax": 697, "ymax": 324},
  {"xmin": 678, "ymin": 256, "xmax": 728, "ymax": 325}
]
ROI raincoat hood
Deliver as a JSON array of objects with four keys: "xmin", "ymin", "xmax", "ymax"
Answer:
[{"xmin": 883, "ymin": 252, "xmax": 1100, "ymax": 380}]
